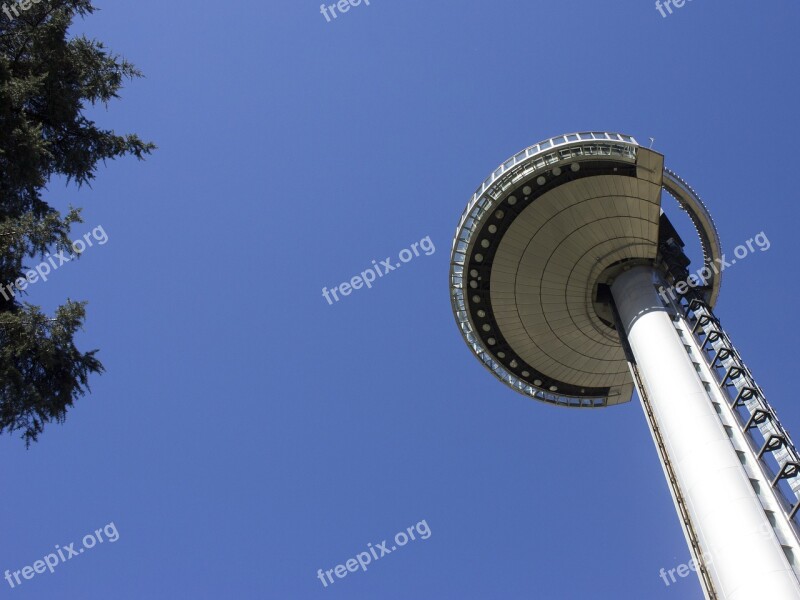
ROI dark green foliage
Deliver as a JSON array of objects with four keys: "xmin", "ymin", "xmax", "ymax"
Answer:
[{"xmin": 0, "ymin": 1, "xmax": 153, "ymax": 444}]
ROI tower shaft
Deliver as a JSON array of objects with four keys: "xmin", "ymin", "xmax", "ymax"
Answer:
[{"xmin": 612, "ymin": 266, "xmax": 800, "ymax": 599}]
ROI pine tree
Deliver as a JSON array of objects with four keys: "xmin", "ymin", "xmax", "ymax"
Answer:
[{"xmin": 0, "ymin": 0, "xmax": 153, "ymax": 444}]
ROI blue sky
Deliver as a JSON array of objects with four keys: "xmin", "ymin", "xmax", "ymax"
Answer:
[{"xmin": 2, "ymin": 1, "xmax": 800, "ymax": 598}]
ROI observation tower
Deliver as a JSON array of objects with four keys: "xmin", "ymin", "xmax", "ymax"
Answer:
[{"xmin": 449, "ymin": 132, "xmax": 800, "ymax": 599}]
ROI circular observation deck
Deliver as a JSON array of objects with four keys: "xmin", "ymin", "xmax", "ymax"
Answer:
[{"xmin": 449, "ymin": 132, "xmax": 722, "ymax": 408}]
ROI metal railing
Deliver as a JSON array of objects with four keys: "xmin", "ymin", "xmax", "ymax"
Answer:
[{"xmin": 451, "ymin": 132, "xmax": 640, "ymax": 256}]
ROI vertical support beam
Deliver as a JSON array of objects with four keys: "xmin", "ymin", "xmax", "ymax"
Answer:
[
  {"xmin": 611, "ymin": 295, "xmax": 717, "ymax": 598},
  {"xmin": 611, "ymin": 266, "xmax": 800, "ymax": 599}
]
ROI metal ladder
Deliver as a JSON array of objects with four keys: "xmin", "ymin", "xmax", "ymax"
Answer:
[{"xmin": 680, "ymin": 296, "xmax": 800, "ymax": 529}]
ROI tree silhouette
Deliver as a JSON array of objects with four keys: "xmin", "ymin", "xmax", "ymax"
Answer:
[{"xmin": 0, "ymin": 0, "xmax": 153, "ymax": 445}]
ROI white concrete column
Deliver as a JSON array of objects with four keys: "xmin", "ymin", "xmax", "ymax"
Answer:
[{"xmin": 611, "ymin": 266, "xmax": 800, "ymax": 600}]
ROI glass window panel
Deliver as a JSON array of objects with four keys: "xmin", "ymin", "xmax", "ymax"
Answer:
[{"xmin": 783, "ymin": 547, "xmax": 796, "ymax": 567}]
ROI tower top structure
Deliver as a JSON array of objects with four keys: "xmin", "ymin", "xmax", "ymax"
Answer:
[{"xmin": 449, "ymin": 132, "xmax": 722, "ymax": 407}]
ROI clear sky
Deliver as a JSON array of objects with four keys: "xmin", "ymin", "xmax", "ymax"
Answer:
[{"xmin": 2, "ymin": 1, "xmax": 800, "ymax": 598}]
